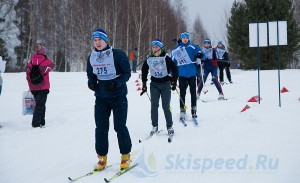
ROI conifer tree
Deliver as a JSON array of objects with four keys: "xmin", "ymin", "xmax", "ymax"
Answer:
[{"xmin": 227, "ymin": 0, "xmax": 300, "ymax": 69}]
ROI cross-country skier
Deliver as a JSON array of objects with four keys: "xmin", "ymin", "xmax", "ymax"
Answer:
[
  {"xmin": 141, "ymin": 39, "xmax": 178, "ymax": 136},
  {"xmin": 197, "ymin": 39, "xmax": 225, "ymax": 100},
  {"xmin": 171, "ymin": 31, "xmax": 205, "ymax": 121},
  {"xmin": 86, "ymin": 29, "xmax": 132, "ymax": 170},
  {"xmin": 216, "ymin": 41, "xmax": 232, "ymax": 84}
]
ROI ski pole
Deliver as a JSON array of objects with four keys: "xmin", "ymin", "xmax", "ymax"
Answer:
[
  {"xmin": 145, "ymin": 91, "xmax": 151, "ymax": 101},
  {"xmin": 140, "ymin": 90, "xmax": 151, "ymax": 101},
  {"xmin": 175, "ymin": 88, "xmax": 187, "ymax": 109},
  {"xmin": 199, "ymin": 63, "xmax": 208, "ymax": 94}
]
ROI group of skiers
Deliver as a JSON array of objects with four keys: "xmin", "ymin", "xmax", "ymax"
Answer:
[
  {"xmin": 86, "ymin": 28, "xmax": 233, "ymax": 171},
  {"xmin": 25, "ymin": 28, "xmax": 233, "ymax": 172}
]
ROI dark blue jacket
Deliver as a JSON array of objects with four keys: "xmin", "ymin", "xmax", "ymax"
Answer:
[{"xmin": 86, "ymin": 46, "xmax": 131, "ymax": 97}]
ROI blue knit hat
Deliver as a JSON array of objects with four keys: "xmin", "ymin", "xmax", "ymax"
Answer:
[
  {"xmin": 92, "ymin": 29, "xmax": 108, "ymax": 43},
  {"xmin": 218, "ymin": 41, "xmax": 223, "ymax": 45},
  {"xmin": 180, "ymin": 31, "xmax": 190, "ymax": 40},
  {"xmin": 204, "ymin": 39, "xmax": 211, "ymax": 44},
  {"xmin": 151, "ymin": 39, "xmax": 164, "ymax": 48}
]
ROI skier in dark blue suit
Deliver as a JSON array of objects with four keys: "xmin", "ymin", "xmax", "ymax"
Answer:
[
  {"xmin": 86, "ymin": 29, "xmax": 132, "ymax": 171},
  {"xmin": 171, "ymin": 31, "xmax": 205, "ymax": 121}
]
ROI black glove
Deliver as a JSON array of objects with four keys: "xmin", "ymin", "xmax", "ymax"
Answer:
[
  {"xmin": 106, "ymin": 81, "xmax": 119, "ymax": 92},
  {"xmin": 140, "ymin": 83, "xmax": 147, "ymax": 96},
  {"xmin": 171, "ymin": 82, "xmax": 177, "ymax": 91},
  {"xmin": 195, "ymin": 52, "xmax": 204, "ymax": 59},
  {"xmin": 88, "ymin": 82, "xmax": 98, "ymax": 91}
]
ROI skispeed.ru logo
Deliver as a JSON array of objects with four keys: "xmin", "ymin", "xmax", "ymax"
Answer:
[
  {"xmin": 130, "ymin": 147, "xmax": 159, "ymax": 178},
  {"xmin": 165, "ymin": 154, "xmax": 279, "ymax": 173}
]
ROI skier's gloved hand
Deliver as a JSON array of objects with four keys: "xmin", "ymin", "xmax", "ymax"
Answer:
[
  {"xmin": 140, "ymin": 83, "xmax": 147, "ymax": 96},
  {"xmin": 88, "ymin": 82, "xmax": 98, "ymax": 91},
  {"xmin": 171, "ymin": 82, "xmax": 177, "ymax": 91},
  {"xmin": 201, "ymin": 58, "xmax": 209, "ymax": 64},
  {"xmin": 195, "ymin": 52, "xmax": 204, "ymax": 59},
  {"xmin": 106, "ymin": 81, "xmax": 119, "ymax": 92}
]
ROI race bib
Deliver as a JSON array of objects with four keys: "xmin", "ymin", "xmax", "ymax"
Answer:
[
  {"xmin": 216, "ymin": 48, "xmax": 226, "ymax": 59},
  {"xmin": 147, "ymin": 57, "xmax": 168, "ymax": 78},
  {"xmin": 90, "ymin": 48, "xmax": 116, "ymax": 80},
  {"xmin": 203, "ymin": 48, "xmax": 213, "ymax": 60},
  {"xmin": 172, "ymin": 47, "xmax": 193, "ymax": 66}
]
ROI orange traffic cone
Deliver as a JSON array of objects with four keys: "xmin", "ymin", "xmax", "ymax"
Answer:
[
  {"xmin": 248, "ymin": 96, "xmax": 262, "ymax": 102},
  {"xmin": 281, "ymin": 87, "xmax": 289, "ymax": 93},
  {"xmin": 241, "ymin": 105, "xmax": 250, "ymax": 112}
]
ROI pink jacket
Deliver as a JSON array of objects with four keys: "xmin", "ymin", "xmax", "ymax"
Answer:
[{"xmin": 26, "ymin": 54, "xmax": 55, "ymax": 91}]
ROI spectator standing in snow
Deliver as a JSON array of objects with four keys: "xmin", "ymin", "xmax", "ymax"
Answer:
[
  {"xmin": 197, "ymin": 39, "xmax": 225, "ymax": 100},
  {"xmin": 129, "ymin": 48, "xmax": 138, "ymax": 73},
  {"xmin": 216, "ymin": 41, "xmax": 232, "ymax": 84},
  {"xmin": 86, "ymin": 29, "xmax": 132, "ymax": 171},
  {"xmin": 26, "ymin": 44, "xmax": 55, "ymax": 128},
  {"xmin": 141, "ymin": 39, "xmax": 178, "ymax": 136},
  {"xmin": 171, "ymin": 31, "xmax": 205, "ymax": 121}
]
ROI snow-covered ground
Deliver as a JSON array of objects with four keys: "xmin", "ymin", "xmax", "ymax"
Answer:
[{"xmin": 0, "ymin": 69, "xmax": 300, "ymax": 183}]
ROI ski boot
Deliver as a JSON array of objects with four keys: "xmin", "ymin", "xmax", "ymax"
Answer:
[
  {"xmin": 191, "ymin": 106, "xmax": 197, "ymax": 119},
  {"xmin": 218, "ymin": 94, "xmax": 225, "ymax": 100},
  {"xmin": 167, "ymin": 126, "xmax": 174, "ymax": 135},
  {"xmin": 150, "ymin": 126, "xmax": 158, "ymax": 136},
  {"xmin": 120, "ymin": 154, "xmax": 131, "ymax": 169},
  {"xmin": 180, "ymin": 108, "xmax": 186, "ymax": 120},
  {"xmin": 96, "ymin": 155, "xmax": 107, "ymax": 170}
]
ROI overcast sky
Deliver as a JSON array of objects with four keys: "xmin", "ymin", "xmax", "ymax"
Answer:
[{"xmin": 182, "ymin": 0, "xmax": 237, "ymax": 45}]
